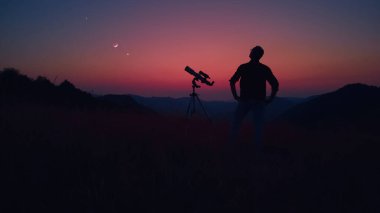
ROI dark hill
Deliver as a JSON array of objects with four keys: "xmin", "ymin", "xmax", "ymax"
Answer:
[
  {"xmin": 0, "ymin": 68, "xmax": 149, "ymax": 113},
  {"xmin": 0, "ymin": 68, "xmax": 94, "ymax": 107},
  {"xmin": 279, "ymin": 83, "xmax": 380, "ymax": 132}
]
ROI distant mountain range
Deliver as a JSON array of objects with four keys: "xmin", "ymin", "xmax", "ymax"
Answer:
[
  {"xmin": 131, "ymin": 95, "xmax": 304, "ymax": 120},
  {"xmin": 2, "ymin": 68, "xmax": 379, "ymax": 127}
]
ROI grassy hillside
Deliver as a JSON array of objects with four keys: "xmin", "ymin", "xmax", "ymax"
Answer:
[{"xmin": 1, "ymin": 103, "xmax": 379, "ymax": 212}]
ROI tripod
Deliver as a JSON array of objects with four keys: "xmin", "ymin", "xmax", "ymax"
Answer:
[{"xmin": 186, "ymin": 78, "xmax": 211, "ymax": 120}]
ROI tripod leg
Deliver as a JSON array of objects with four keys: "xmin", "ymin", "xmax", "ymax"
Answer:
[
  {"xmin": 186, "ymin": 96, "xmax": 193, "ymax": 118},
  {"xmin": 195, "ymin": 95, "xmax": 211, "ymax": 121},
  {"xmin": 192, "ymin": 95, "xmax": 196, "ymax": 115}
]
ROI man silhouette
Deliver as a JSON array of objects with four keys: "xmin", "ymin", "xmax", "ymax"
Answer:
[{"xmin": 229, "ymin": 46, "xmax": 279, "ymax": 146}]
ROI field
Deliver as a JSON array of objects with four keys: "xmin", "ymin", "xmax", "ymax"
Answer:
[{"xmin": 1, "ymin": 104, "xmax": 379, "ymax": 212}]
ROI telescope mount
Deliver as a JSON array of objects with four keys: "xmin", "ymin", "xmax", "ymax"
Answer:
[{"xmin": 186, "ymin": 78, "xmax": 211, "ymax": 121}]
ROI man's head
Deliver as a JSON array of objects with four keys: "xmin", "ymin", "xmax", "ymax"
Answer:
[{"xmin": 249, "ymin": 46, "xmax": 264, "ymax": 61}]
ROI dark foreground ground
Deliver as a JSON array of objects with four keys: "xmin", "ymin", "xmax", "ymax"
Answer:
[{"xmin": 1, "ymin": 104, "xmax": 379, "ymax": 213}]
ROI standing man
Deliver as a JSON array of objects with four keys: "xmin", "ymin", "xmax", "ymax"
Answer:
[{"xmin": 229, "ymin": 46, "xmax": 279, "ymax": 146}]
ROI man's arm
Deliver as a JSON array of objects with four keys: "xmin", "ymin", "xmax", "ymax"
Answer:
[
  {"xmin": 230, "ymin": 80, "xmax": 239, "ymax": 101},
  {"xmin": 229, "ymin": 67, "xmax": 241, "ymax": 101},
  {"xmin": 266, "ymin": 68, "xmax": 279, "ymax": 103}
]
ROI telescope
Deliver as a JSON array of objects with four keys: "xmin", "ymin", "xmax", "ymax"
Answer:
[
  {"xmin": 184, "ymin": 66, "xmax": 214, "ymax": 87},
  {"xmin": 184, "ymin": 66, "xmax": 213, "ymax": 121}
]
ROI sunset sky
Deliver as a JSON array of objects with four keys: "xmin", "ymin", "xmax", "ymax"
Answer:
[{"xmin": 1, "ymin": 0, "xmax": 379, "ymax": 100}]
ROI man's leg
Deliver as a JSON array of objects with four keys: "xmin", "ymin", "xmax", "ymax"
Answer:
[
  {"xmin": 229, "ymin": 101, "xmax": 250, "ymax": 143},
  {"xmin": 251, "ymin": 101, "xmax": 265, "ymax": 146}
]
